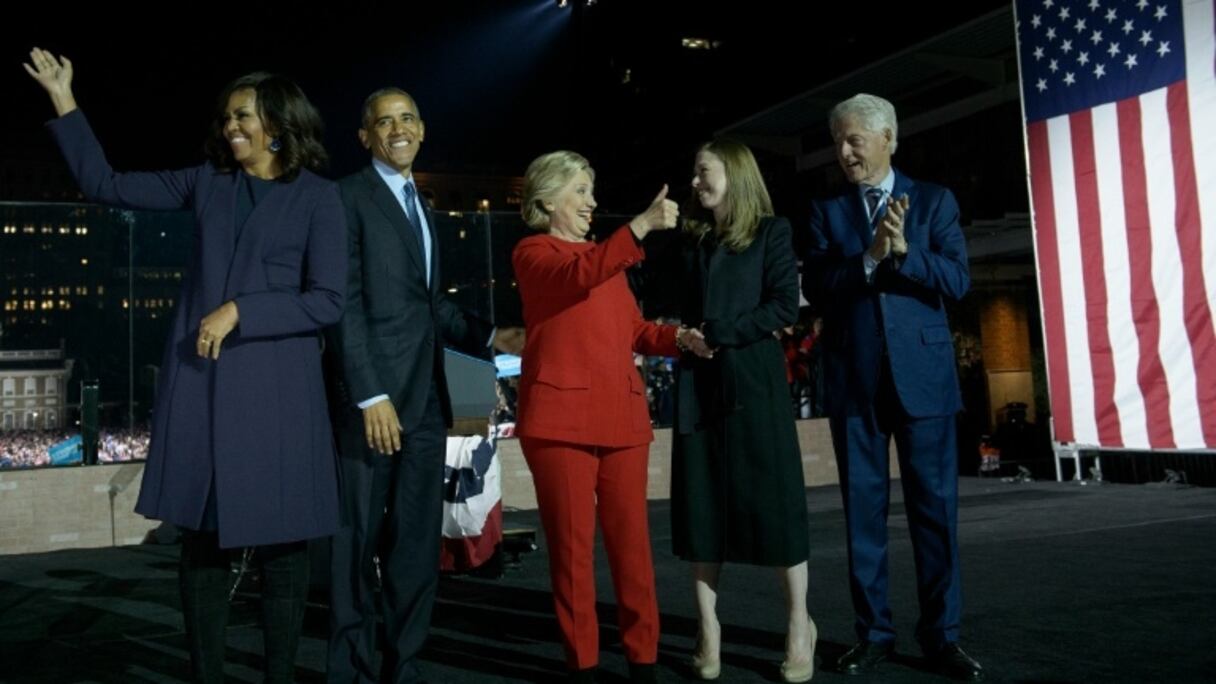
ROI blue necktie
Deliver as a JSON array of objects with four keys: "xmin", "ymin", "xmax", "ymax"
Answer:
[
  {"xmin": 865, "ymin": 187, "xmax": 884, "ymax": 219},
  {"xmin": 402, "ymin": 182, "xmax": 424, "ymax": 245},
  {"xmin": 402, "ymin": 181, "xmax": 430, "ymax": 283},
  {"xmin": 865, "ymin": 188, "xmax": 885, "ymax": 237}
]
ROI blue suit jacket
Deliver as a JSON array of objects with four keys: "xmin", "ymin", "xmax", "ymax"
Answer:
[{"xmin": 803, "ymin": 170, "xmax": 969, "ymax": 419}]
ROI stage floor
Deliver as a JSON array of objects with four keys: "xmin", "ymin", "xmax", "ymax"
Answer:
[{"xmin": 2, "ymin": 477, "xmax": 1214, "ymax": 683}]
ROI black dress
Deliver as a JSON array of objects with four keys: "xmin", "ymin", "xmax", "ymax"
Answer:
[{"xmin": 670, "ymin": 217, "xmax": 811, "ymax": 566}]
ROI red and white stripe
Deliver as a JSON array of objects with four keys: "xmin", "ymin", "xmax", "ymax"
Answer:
[{"xmin": 1026, "ymin": 0, "xmax": 1216, "ymax": 449}]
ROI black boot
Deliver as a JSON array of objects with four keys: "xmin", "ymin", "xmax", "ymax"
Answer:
[
  {"xmin": 257, "ymin": 541, "xmax": 310, "ymax": 684},
  {"xmin": 179, "ymin": 531, "xmax": 232, "ymax": 684}
]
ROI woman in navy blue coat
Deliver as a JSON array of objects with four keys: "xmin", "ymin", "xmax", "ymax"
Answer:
[{"xmin": 25, "ymin": 48, "xmax": 346, "ymax": 683}]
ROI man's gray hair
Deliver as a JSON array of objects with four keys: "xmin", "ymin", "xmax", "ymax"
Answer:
[{"xmin": 829, "ymin": 93, "xmax": 898, "ymax": 154}]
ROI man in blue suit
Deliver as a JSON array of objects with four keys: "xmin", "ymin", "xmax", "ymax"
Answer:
[{"xmin": 803, "ymin": 93, "xmax": 983, "ymax": 681}]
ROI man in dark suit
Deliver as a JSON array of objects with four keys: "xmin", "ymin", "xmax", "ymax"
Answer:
[
  {"xmin": 803, "ymin": 93, "xmax": 983, "ymax": 681},
  {"xmin": 326, "ymin": 87, "xmax": 522, "ymax": 684}
]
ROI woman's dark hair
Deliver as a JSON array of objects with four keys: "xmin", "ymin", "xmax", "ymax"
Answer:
[{"xmin": 204, "ymin": 72, "xmax": 328, "ymax": 181}]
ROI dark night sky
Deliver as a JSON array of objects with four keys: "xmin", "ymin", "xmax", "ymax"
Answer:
[{"xmin": 6, "ymin": 0, "xmax": 1010, "ymax": 212}]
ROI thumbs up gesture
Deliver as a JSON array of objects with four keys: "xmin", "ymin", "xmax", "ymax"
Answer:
[{"xmin": 629, "ymin": 184, "xmax": 680, "ymax": 240}]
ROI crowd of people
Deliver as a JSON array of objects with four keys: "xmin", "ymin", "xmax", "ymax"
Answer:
[
  {"xmin": 20, "ymin": 43, "xmax": 983, "ymax": 684},
  {"xmin": 0, "ymin": 427, "xmax": 150, "ymax": 468}
]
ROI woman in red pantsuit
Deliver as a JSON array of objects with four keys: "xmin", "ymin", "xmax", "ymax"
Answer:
[{"xmin": 512, "ymin": 151, "xmax": 711, "ymax": 683}]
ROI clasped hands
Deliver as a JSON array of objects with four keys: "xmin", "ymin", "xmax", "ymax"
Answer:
[
  {"xmin": 867, "ymin": 194, "xmax": 910, "ymax": 263},
  {"xmin": 677, "ymin": 326, "xmax": 716, "ymax": 359}
]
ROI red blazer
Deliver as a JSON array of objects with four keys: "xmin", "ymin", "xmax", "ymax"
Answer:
[{"xmin": 513, "ymin": 226, "xmax": 679, "ymax": 447}]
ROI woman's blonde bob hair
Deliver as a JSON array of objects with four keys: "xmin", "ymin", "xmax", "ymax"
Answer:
[{"xmin": 521, "ymin": 150, "xmax": 596, "ymax": 231}]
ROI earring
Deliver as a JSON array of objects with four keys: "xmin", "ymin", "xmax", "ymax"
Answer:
[{"xmin": 269, "ymin": 138, "xmax": 282, "ymax": 152}]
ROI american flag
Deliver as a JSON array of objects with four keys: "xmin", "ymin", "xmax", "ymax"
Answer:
[{"xmin": 1015, "ymin": 0, "xmax": 1216, "ymax": 450}]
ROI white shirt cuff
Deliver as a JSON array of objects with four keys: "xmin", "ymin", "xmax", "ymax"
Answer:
[{"xmin": 357, "ymin": 394, "xmax": 390, "ymax": 410}]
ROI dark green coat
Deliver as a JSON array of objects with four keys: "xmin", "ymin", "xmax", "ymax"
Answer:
[{"xmin": 671, "ymin": 217, "xmax": 810, "ymax": 566}]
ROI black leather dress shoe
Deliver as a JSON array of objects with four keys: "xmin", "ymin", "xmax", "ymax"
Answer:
[
  {"xmin": 567, "ymin": 667, "xmax": 598, "ymax": 683},
  {"xmin": 837, "ymin": 640, "xmax": 895, "ymax": 675},
  {"xmin": 931, "ymin": 643, "xmax": 984, "ymax": 681},
  {"xmin": 627, "ymin": 662, "xmax": 657, "ymax": 683}
]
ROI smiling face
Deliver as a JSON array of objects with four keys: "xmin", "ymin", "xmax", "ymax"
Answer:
[
  {"xmin": 691, "ymin": 149, "xmax": 729, "ymax": 221},
  {"xmin": 832, "ymin": 113, "xmax": 893, "ymax": 186},
  {"xmin": 221, "ymin": 88, "xmax": 276, "ymax": 174},
  {"xmin": 359, "ymin": 93, "xmax": 426, "ymax": 175},
  {"xmin": 545, "ymin": 169, "xmax": 596, "ymax": 242}
]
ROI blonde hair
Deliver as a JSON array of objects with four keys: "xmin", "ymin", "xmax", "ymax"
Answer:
[
  {"xmin": 521, "ymin": 151, "xmax": 596, "ymax": 231},
  {"xmin": 683, "ymin": 139, "xmax": 773, "ymax": 252}
]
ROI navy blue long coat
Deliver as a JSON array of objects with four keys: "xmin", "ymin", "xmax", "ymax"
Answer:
[{"xmin": 49, "ymin": 111, "xmax": 347, "ymax": 548}]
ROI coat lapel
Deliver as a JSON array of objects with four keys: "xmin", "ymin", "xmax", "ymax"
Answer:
[
  {"xmin": 698, "ymin": 233, "xmax": 716, "ymax": 316},
  {"xmin": 422, "ymin": 200, "xmax": 441, "ymax": 294},
  {"xmin": 206, "ymin": 174, "xmax": 238, "ymax": 305},
  {"xmin": 891, "ymin": 168, "xmax": 918, "ymax": 238},
  {"xmin": 224, "ymin": 171, "xmax": 284, "ymax": 300},
  {"xmin": 843, "ymin": 190, "xmax": 871, "ymax": 249},
  {"xmin": 364, "ymin": 166, "xmax": 427, "ymax": 280}
]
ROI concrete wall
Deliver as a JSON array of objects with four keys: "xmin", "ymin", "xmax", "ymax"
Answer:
[
  {"xmin": 496, "ymin": 418, "xmax": 895, "ymax": 510},
  {"xmin": 1, "ymin": 419, "xmax": 899, "ymax": 555},
  {"xmin": 0, "ymin": 462, "xmax": 156, "ymax": 555}
]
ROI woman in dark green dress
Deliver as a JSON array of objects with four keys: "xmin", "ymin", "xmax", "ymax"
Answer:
[{"xmin": 671, "ymin": 140, "xmax": 816, "ymax": 682}]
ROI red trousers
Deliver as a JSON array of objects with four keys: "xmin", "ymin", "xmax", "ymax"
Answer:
[{"xmin": 520, "ymin": 437, "xmax": 659, "ymax": 669}]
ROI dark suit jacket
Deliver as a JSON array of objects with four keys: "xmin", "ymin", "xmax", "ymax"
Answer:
[
  {"xmin": 326, "ymin": 165, "xmax": 492, "ymax": 431},
  {"xmin": 512, "ymin": 226, "xmax": 679, "ymax": 447},
  {"xmin": 803, "ymin": 169, "xmax": 970, "ymax": 418},
  {"xmin": 48, "ymin": 110, "xmax": 347, "ymax": 548}
]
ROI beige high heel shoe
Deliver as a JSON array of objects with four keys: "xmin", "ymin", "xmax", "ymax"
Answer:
[
  {"xmin": 690, "ymin": 649, "xmax": 721, "ymax": 680},
  {"xmin": 690, "ymin": 628, "xmax": 722, "ymax": 680},
  {"xmin": 779, "ymin": 617, "xmax": 818, "ymax": 683}
]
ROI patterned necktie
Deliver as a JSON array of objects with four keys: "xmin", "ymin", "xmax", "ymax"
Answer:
[
  {"xmin": 865, "ymin": 187, "xmax": 885, "ymax": 237},
  {"xmin": 865, "ymin": 187, "xmax": 884, "ymax": 220}
]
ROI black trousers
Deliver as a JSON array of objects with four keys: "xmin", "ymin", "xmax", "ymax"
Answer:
[
  {"xmin": 328, "ymin": 385, "xmax": 446, "ymax": 684},
  {"xmin": 179, "ymin": 530, "xmax": 310, "ymax": 684}
]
